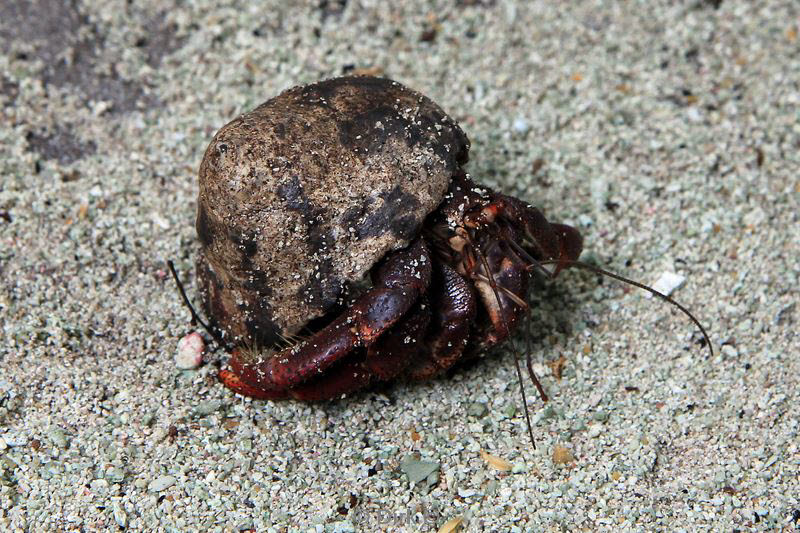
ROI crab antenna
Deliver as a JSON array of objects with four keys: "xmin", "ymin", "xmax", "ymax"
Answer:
[
  {"xmin": 472, "ymin": 243, "xmax": 539, "ymax": 449},
  {"xmin": 540, "ymin": 259, "xmax": 714, "ymax": 358},
  {"xmin": 167, "ymin": 260, "xmax": 229, "ymax": 350}
]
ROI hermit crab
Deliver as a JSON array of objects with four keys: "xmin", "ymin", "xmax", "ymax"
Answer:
[{"xmin": 172, "ymin": 76, "xmax": 710, "ymax": 437}]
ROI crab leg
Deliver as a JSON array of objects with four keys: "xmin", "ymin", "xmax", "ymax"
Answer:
[
  {"xmin": 548, "ymin": 223, "xmax": 583, "ymax": 273},
  {"xmin": 408, "ymin": 263, "xmax": 476, "ymax": 380},
  {"xmin": 220, "ymin": 239, "xmax": 433, "ymax": 397},
  {"xmin": 288, "ymin": 301, "xmax": 431, "ymax": 401},
  {"xmin": 466, "ymin": 195, "xmax": 559, "ymax": 262}
]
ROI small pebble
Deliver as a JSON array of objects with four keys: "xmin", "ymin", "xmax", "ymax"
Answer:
[
  {"xmin": 686, "ymin": 107, "xmax": 703, "ymax": 123},
  {"xmin": 480, "ymin": 450, "xmax": 512, "ymax": 472},
  {"xmin": 2, "ymin": 432, "xmax": 26, "ymax": 448},
  {"xmin": 176, "ymin": 332, "xmax": 205, "ymax": 370},
  {"xmin": 106, "ymin": 467, "xmax": 125, "ymax": 483},
  {"xmin": 112, "ymin": 503, "xmax": 127, "ymax": 528},
  {"xmin": 552, "ymin": 445, "xmax": 575, "ymax": 465},
  {"xmin": 540, "ymin": 404, "xmax": 559, "ymax": 420},
  {"xmin": 90, "ymin": 479, "xmax": 109, "ymax": 493},
  {"xmin": 511, "ymin": 463, "xmax": 527, "ymax": 474},
  {"xmin": 721, "ymin": 345, "xmax": 739, "ymax": 358},
  {"xmin": 148, "ymin": 474, "xmax": 176, "ymax": 492},
  {"xmin": 647, "ymin": 271, "xmax": 686, "ymax": 298},
  {"xmin": 193, "ymin": 400, "xmax": 223, "ymax": 417},
  {"xmin": 512, "ymin": 116, "xmax": 530, "ymax": 134},
  {"xmin": 332, "ymin": 521, "xmax": 357, "ymax": 533},
  {"xmin": 438, "ymin": 516, "xmax": 463, "ymax": 533},
  {"xmin": 466, "ymin": 402, "xmax": 488, "ymax": 418},
  {"xmin": 399, "ymin": 456, "xmax": 440, "ymax": 486},
  {"xmin": 47, "ymin": 427, "xmax": 69, "ymax": 449}
]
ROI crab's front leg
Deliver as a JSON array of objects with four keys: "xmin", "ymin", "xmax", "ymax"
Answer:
[
  {"xmin": 471, "ymin": 194, "xmax": 583, "ymax": 274},
  {"xmin": 219, "ymin": 239, "xmax": 433, "ymax": 399},
  {"xmin": 288, "ymin": 300, "xmax": 431, "ymax": 401}
]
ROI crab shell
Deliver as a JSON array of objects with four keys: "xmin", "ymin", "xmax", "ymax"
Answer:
[{"xmin": 196, "ymin": 76, "xmax": 470, "ymax": 348}]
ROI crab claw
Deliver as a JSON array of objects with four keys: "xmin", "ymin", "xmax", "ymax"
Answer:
[{"xmin": 219, "ymin": 364, "xmax": 289, "ymax": 400}]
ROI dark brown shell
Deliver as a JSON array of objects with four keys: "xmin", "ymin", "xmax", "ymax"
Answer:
[{"xmin": 196, "ymin": 76, "xmax": 469, "ymax": 347}]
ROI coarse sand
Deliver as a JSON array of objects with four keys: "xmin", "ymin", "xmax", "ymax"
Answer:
[{"xmin": 1, "ymin": 1, "xmax": 798, "ymax": 531}]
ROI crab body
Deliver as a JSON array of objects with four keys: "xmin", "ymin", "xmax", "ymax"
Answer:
[{"xmin": 196, "ymin": 76, "xmax": 582, "ymax": 400}]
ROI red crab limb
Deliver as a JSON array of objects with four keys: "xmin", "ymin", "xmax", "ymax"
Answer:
[
  {"xmin": 288, "ymin": 302, "xmax": 430, "ymax": 400},
  {"xmin": 477, "ymin": 249, "xmax": 530, "ymax": 347},
  {"xmin": 220, "ymin": 239, "xmax": 433, "ymax": 397},
  {"xmin": 227, "ymin": 296, "xmax": 431, "ymax": 402},
  {"xmin": 515, "ymin": 203, "xmax": 583, "ymax": 273},
  {"xmin": 285, "ymin": 358, "xmax": 371, "ymax": 401},
  {"xmin": 463, "ymin": 194, "xmax": 583, "ymax": 349},
  {"xmin": 408, "ymin": 263, "xmax": 476, "ymax": 380},
  {"xmin": 365, "ymin": 299, "xmax": 431, "ymax": 380},
  {"xmin": 218, "ymin": 367, "xmax": 289, "ymax": 400},
  {"xmin": 467, "ymin": 194, "xmax": 561, "ymax": 264},
  {"xmin": 474, "ymin": 193, "xmax": 583, "ymax": 275}
]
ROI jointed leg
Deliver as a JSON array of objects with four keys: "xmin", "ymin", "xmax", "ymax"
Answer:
[
  {"xmin": 287, "ymin": 300, "xmax": 431, "ymax": 400},
  {"xmin": 473, "ymin": 235, "xmax": 530, "ymax": 347},
  {"xmin": 408, "ymin": 263, "xmax": 476, "ymax": 380}
]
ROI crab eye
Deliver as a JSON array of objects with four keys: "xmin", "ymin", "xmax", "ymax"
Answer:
[{"xmin": 218, "ymin": 143, "xmax": 228, "ymax": 154}]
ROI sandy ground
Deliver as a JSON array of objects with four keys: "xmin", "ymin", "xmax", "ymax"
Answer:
[{"xmin": 1, "ymin": 1, "xmax": 799, "ymax": 531}]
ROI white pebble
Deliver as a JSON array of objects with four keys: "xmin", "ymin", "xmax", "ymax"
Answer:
[
  {"xmin": 686, "ymin": 107, "xmax": 703, "ymax": 123},
  {"xmin": 112, "ymin": 503, "xmax": 127, "ymax": 528},
  {"xmin": 721, "ymin": 345, "xmax": 739, "ymax": 358},
  {"xmin": 176, "ymin": 332, "xmax": 205, "ymax": 370},
  {"xmin": 646, "ymin": 271, "xmax": 686, "ymax": 298},
  {"xmin": 512, "ymin": 116, "xmax": 530, "ymax": 133},
  {"xmin": 148, "ymin": 474, "xmax": 176, "ymax": 492}
]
